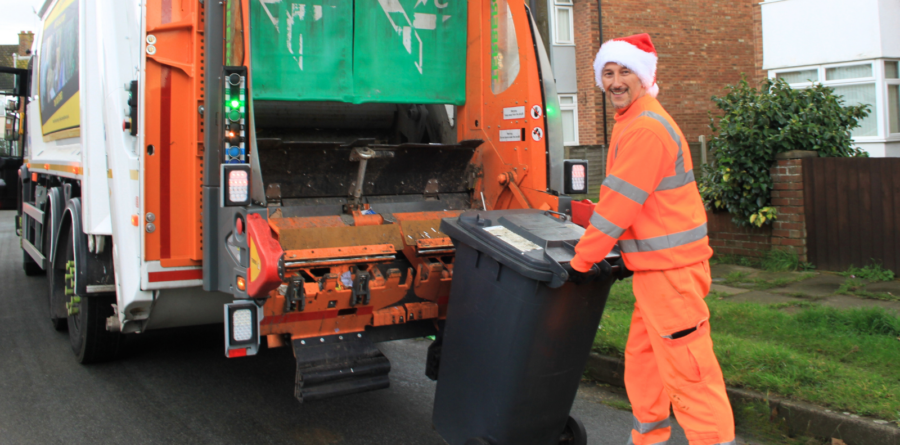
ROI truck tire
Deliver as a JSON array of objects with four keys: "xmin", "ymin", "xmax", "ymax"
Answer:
[
  {"xmin": 57, "ymin": 224, "xmax": 120, "ymax": 363},
  {"xmin": 23, "ymin": 250, "xmax": 44, "ymax": 276}
]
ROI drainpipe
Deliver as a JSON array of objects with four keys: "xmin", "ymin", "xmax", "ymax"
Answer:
[{"xmin": 598, "ymin": 0, "xmax": 608, "ymax": 147}]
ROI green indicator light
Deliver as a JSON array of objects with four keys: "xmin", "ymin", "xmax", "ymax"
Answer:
[{"xmin": 231, "ymin": 100, "xmax": 240, "ymax": 108}]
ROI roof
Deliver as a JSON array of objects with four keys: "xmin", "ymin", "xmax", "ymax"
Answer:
[{"xmin": 0, "ymin": 45, "xmax": 18, "ymax": 92}]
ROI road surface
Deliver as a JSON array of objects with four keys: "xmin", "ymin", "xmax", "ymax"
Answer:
[{"xmin": 0, "ymin": 210, "xmax": 730, "ymax": 444}]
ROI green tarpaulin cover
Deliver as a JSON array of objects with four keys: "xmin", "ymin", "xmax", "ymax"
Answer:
[{"xmin": 250, "ymin": 0, "xmax": 467, "ymax": 105}]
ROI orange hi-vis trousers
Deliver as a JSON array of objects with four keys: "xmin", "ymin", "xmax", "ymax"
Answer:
[{"xmin": 624, "ymin": 260, "xmax": 735, "ymax": 445}]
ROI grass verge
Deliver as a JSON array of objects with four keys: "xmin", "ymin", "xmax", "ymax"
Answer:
[{"xmin": 593, "ymin": 280, "xmax": 900, "ymax": 422}]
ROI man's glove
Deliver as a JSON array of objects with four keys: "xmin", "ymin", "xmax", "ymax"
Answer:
[
  {"xmin": 612, "ymin": 256, "xmax": 634, "ymax": 280},
  {"xmin": 565, "ymin": 260, "xmax": 612, "ymax": 285}
]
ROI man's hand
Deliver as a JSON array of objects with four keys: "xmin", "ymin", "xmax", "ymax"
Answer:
[
  {"xmin": 612, "ymin": 256, "xmax": 634, "ymax": 280},
  {"xmin": 565, "ymin": 260, "xmax": 612, "ymax": 285}
]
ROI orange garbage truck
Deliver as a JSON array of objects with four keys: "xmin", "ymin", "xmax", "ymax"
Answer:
[{"xmin": 15, "ymin": 0, "xmax": 589, "ymax": 403}]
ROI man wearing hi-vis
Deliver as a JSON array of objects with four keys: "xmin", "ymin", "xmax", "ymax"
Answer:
[{"xmin": 568, "ymin": 33, "xmax": 736, "ymax": 445}]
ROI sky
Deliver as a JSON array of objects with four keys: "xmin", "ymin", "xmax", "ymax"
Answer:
[{"xmin": 0, "ymin": 0, "xmax": 45, "ymax": 46}]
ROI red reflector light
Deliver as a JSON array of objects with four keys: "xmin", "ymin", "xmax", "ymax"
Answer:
[{"xmin": 228, "ymin": 348, "xmax": 248, "ymax": 358}]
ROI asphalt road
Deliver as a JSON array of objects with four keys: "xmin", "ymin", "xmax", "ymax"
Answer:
[{"xmin": 0, "ymin": 210, "xmax": 701, "ymax": 445}]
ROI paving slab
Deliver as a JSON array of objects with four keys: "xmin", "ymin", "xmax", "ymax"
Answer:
[{"xmin": 769, "ymin": 272, "xmax": 845, "ymax": 297}]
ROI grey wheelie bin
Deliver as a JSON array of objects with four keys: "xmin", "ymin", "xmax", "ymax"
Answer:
[{"xmin": 433, "ymin": 209, "xmax": 618, "ymax": 445}]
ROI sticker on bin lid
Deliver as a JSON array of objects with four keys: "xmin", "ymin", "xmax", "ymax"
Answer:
[{"xmin": 483, "ymin": 226, "xmax": 541, "ymax": 252}]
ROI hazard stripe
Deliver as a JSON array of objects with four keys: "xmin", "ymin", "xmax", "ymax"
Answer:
[
  {"xmin": 619, "ymin": 223, "xmax": 708, "ymax": 253},
  {"xmin": 602, "ymin": 175, "xmax": 648, "ymax": 205},
  {"xmin": 655, "ymin": 169, "xmax": 695, "ymax": 191},
  {"xmin": 633, "ymin": 415, "xmax": 671, "ymax": 434},
  {"xmin": 590, "ymin": 212, "xmax": 626, "ymax": 239}
]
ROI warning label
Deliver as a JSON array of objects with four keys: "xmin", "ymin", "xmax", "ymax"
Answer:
[{"xmin": 499, "ymin": 129, "xmax": 524, "ymax": 142}]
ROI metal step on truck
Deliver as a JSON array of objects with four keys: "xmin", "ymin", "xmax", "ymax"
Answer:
[{"xmin": 14, "ymin": 0, "xmax": 590, "ymax": 404}]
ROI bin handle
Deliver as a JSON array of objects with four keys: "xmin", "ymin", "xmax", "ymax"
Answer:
[{"xmin": 543, "ymin": 210, "xmax": 569, "ymax": 222}]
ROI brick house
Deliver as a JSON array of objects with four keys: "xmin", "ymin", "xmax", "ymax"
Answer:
[{"xmin": 532, "ymin": 0, "xmax": 765, "ymax": 188}]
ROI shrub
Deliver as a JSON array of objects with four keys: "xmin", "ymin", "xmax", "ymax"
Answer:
[{"xmin": 699, "ymin": 77, "xmax": 870, "ymax": 227}]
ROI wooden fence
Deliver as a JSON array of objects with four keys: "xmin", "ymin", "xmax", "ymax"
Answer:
[{"xmin": 803, "ymin": 157, "xmax": 900, "ymax": 272}]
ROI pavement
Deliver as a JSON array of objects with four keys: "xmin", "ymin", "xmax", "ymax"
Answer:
[
  {"xmin": 708, "ymin": 264, "xmax": 900, "ymax": 313},
  {"xmin": 585, "ymin": 262, "xmax": 900, "ymax": 445}
]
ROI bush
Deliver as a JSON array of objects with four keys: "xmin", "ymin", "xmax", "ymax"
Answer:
[{"xmin": 700, "ymin": 77, "xmax": 870, "ymax": 227}]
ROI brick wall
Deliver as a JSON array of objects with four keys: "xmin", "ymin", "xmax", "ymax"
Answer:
[
  {"xmin": 573, "ymin": 0, "xmax": 766, "ymax": 148},
  {"xmin": 706, "ymin": 153, "xmax": 811, "ymax": 261},
  {"xmin": 769, "ymin": 155, "xmax": 809, "ymax": 262},
  {"xmin": 707, "ymin": 211, "xmax": 772, "ymax": 259}
]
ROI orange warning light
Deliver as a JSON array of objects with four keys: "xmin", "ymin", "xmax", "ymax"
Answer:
[
  {"xmin": 236, "ymin": 276, "xmax": 247, "ymax": 292},
  {"xmin": 131, "ymin": 215, "xmax": 139, "ymax": 226}
]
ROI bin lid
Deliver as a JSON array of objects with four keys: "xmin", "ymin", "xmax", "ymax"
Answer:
[{"xmin": 441, "ymin": 210, "xmax": 614, "ymax": 287}]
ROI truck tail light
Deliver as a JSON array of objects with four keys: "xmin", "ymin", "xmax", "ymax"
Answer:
[
  {"xmin": 224, "ymin": 301, "xmax": 260, "ymax": 357},
  {"xmin": 563, "ymin": 160, "xmax": 588, "ymax": 195},
  {"xmin": 221, "ymin": 164, "xmax": 252, "ymax": 206},
  {"xmin": 229, "ymin": 169, "xmax": 249, "ymax": 202}
]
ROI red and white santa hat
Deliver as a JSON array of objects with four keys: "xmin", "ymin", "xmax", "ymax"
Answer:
[{"xmin": 593, "ymin": 33, "xmax": 659, "ymax": 98}]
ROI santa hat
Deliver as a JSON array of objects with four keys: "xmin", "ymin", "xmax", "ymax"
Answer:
[{"xmin": 593, "ymin": 33, "xmax": 659, "ymax": 98}]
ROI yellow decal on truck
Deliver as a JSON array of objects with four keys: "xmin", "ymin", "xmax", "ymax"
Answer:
[
  {"xmin": 39, "ymin": 0, "xmax": 81, "ymax": 141},
  {"xmin": 249, "ymin": 237, "xmax": 261, "ymax": 282}
]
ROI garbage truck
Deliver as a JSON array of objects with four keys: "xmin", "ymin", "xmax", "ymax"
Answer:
[{"xmin": 14, "ymin": 0, "xmax": 592, "ymax": 404}]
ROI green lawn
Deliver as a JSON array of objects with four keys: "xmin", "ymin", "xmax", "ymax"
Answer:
[{"xmin": 593, "ymin": 280, "xmax": 900, "ymax": 423}]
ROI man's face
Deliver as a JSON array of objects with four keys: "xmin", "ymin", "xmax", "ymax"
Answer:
[{"xmin": 601, "ymin": 62, "xmax": 646, "ymax": 111}]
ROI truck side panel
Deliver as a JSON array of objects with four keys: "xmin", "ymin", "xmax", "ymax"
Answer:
[{"xmin": 143, "ymin": 0, "xmax": 205, "ymax": 267}]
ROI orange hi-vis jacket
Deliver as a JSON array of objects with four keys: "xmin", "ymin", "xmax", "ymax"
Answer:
[{"xmin": 571, "ymin": 94, "xmax": 713, "ymax": 272}]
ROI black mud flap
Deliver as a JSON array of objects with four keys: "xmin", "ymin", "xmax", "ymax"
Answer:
[{"xmin": 292, "ymin": 333, "xmax": 391, "ymax": 403}]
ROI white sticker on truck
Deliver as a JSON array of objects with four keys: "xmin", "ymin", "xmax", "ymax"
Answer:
[
  {"xmin": 503, "ymin": 106, "xmax": 526, "ymax": 119},
  {"xmin": 499, "ymin": 129, "xmax": 523, "ymax": 142},
  {"xmin": 483, "ymin": 226, "xmax": 542, "ymax": 252}
]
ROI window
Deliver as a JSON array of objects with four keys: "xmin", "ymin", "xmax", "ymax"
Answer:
[
  {"xmin": 888, "ymin": 61, "xmax": 900, "ymax": 135},
  {"xmin": 771, "ymin": 61, "xmax": 894, "ymax": 139},
  {"xmin": 826, "ymin": 63, "xmax": 873, "ymax": 81},
  {"xmin": 886, "ymin": 61, "xmax": 899, "ymax": 79},
  {"xmin": 776, "ymin": 69, "xmax": 818, "ymax": 84},
  {"xmin": 831, "ymin": 84, "xmax": 878, "ymax": 137},
  {"xmin": 559, "ymin": 94, "xmax": 578, "ymax": 145},
  {"xmin": 889, "ymin": 85, "xmax": 900, "ymax": 134},
  {"xmin": 552, "ymin": 1, "xmax": 574, "ymax": 45}
]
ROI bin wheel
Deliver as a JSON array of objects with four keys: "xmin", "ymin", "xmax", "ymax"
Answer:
[
  {"xmin": 559, "ymin": 415, "xmax": 587, "ymax": 445},
  {"xmin": 464, "ymin": 438, "xmax": 492, "ymax": 445}
]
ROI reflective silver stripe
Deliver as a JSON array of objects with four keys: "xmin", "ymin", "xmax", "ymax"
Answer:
[
  {"xmin": 637, "ymin": 111, "xmax": 695, "ymax": 191},
  {"xmin": 625, "ymin": 433, "xmax": 669, "ymax": 444},
  {"xmin": 655, "ymin": 169, "xmax": 695, "ymax": 191},
  {"xmin": 619, "ymin": 223, "xmax": 708, "ymax": 253},
  {"xmin": 590, "ymin": 212, "xmax": 626, "ymax": 239},
  {"xmin": 633, "ymin": 416, "xmax": 672, "ymax": 434},
  {"xmin": 714, "ymin": 441, "xmax": 737, "ymax": 445},
  {"xmin": 603, "ymin": 175, "xmax": 649, "ymax": 205}
]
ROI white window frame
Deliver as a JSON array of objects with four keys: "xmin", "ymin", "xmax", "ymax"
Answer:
[
  {"xmin": 771, "ymin": 60, "xmax": 890, "ymax": 142},
  {"xmin": 558, "ymin": 94, "xmax": 579, "ymax": 146},
  {"xmin": 885, "ymin": 60, "xmax": 900, "ymax": 139},
  {"xmin": 551, "ymin": 2, "xmax": 574, "ymax": 46}
]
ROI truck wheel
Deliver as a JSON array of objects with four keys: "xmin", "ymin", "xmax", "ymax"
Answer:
[
  {"xmin": 23, "ymin": 250, "xmax": 44, "ymax": 276},
  {"xmin": 63, "ymin": 227, "xmax": 120, "ymax": 364},
  {"xmin": 559, "ymin": 415, "xmax": 587, "ymax": 445}
]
